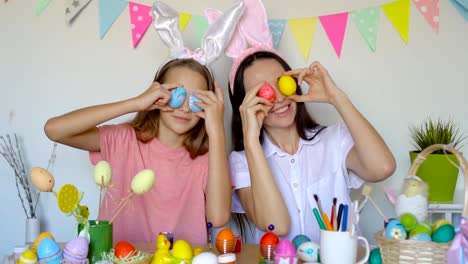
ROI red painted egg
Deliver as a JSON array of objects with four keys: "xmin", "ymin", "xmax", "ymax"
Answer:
[{"xmin": 257, "ymin": 83, "xmax": 276, "ymax": 103}]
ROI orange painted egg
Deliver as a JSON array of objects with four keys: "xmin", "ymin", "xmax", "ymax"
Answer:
[{"xmin": 216, "ymin": 229, "xmax": 235, "ymax": 241}]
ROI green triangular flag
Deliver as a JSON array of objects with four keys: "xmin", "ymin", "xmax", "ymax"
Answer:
[{"xmin": 36, "ymin": 0, "xmax": 51, "ymax": 16}]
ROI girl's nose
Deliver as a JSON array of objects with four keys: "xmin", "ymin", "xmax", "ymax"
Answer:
[{"xmin": 179, "ymin": 96, "xmax": 191, "ymax": 113}]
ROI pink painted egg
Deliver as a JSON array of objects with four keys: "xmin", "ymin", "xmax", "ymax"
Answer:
[
  {"xmin": 64, "ymin": 237, "xmax": 89, "ymax": 263},
  {"xmin": 275, "ymin": 239, "xmax": 296, "ymax": 257}
]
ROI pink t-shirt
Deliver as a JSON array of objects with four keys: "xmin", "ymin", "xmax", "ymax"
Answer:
[{"xmin": 90, "ymin": 124, "xmax": 209, "ymax": 244}]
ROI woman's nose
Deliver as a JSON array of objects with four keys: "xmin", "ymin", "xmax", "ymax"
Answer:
[{"xmin": 273, "ymin": 86, "xmax": 286, "ymax": 103}]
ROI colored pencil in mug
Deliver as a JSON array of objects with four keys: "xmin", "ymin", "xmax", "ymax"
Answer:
[
  {"xmin": 341, "ymin": 204, "xmax": 349, "ymax": 232},
  {"xmin": 331, "ymin": 197, "xmax": 337, "ymax": 230},
  {"xmin": 313, "ymin": 208, "xmax": 326, "ymax": 230},
  {"xmin": 336, "ymin": 203, "xmax": 344, "ymax": 231},
  {"xmin": 322, "ymin": 213, "xmax": 333, "ymax": 231}
]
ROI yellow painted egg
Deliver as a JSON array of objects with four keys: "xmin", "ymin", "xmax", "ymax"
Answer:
[
  {"xmin": 33, "ymin": 232, "xmax": 55, "ymax": 251},
  {"xmin": 432, "ymin": 219, "xmax": 451, "ymax": 232},
  {"xmin": 57, "ymin": 184, "xmax": 79, "ymax": 214},
  {"xmin": 278, "ymin": 75, "xmax": 297, "ymax": 96},
  {"xmin": 30, "ymin": 167, "xmax": 55, "ymax": 192},
  {"xmin": 93, "ymin": 160, "xmax": 112, "ymax": 187},
  {"xmin": 172, "ymin": 240, "xmax": 193, "ymax": 260},
  {"xmin": 131, "ymin": 169, "xmax": 155, "ymax": 195},
  {"xmin": 18, "ymin": 249, "xmax": 38, "ymax": 264}
]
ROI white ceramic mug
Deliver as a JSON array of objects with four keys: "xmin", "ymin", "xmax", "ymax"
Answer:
[{"xmin": 319, "ymin": 230, "xmax": 369, "ymax": 264}]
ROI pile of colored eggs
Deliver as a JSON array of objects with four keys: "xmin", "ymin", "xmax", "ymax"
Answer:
[{"xmin": 384, "ymin": 213, "xmax": 455, "ymax": 243}]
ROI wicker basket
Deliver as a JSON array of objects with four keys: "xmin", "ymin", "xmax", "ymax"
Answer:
[{"xmin": 375, "ymin": 144, "xmax": 468, "ymax": 264}]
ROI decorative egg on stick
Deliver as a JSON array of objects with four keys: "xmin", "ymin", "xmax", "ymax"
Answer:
[
  {"xmin": 31, "ymin": 167, "xmax": 56, "ymax": 193},
  {"xmin": 93, "ymin": 160, "xmax": 112, "ymax": 220},
  {"xmin": 109, "ymin": 169, "xmax": 155, "ymax": 224}
]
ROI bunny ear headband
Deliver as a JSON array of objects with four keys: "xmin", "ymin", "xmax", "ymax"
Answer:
[
  {"xmin": 152, "ymin": 0, "xmax": 244, "ymax": 67},
  {"xmin": 221, "ymin": 0, "xmax": 283, "ymax": 92}
]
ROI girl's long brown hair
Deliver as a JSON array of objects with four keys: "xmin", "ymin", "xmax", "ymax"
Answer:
[{"xmin": 129, "ymin": 59, "xmax": 215, "ymax": 159}]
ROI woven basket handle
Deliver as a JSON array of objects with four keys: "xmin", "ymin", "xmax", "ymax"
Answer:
[{"xmin": 408, "ymin": 144, "xmax": 468, "ymax": 216}]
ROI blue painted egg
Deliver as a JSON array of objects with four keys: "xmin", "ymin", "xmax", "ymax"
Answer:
[
  {"xmin": 384, "ymin": 219, "xmax": 407, "ymax": 240},
  {"xmin": 409, "ymin": 233, "xmax": 432, "ymax": 242},
  {"xmin": 432, "ymin": 224, "xmax": 455, "ymax": 243},
  {"xmin": 189, "ymin": 94, "xmax": 202, "ymax": 112},
  {"xmin": 292, "ymin": 235, "xmax": 311, "ymax": 250},
  {"xmin": 296, "ymin": 241, "xmax": 319, "ymax": 262},
  {"xmin": 37, "ymin": 238, "xmax": 63, "ymax": 264},
  {"xmin": 169, "ymin": 87, "xmax": 187, "ymax": 109}
]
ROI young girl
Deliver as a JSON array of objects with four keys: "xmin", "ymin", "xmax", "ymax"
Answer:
[
  {"xmin": 44, "ymin": 1, "xmax": 244, "ymax": 244},
  {"xmin": 226, "ymin": 0, "xmax": 396, "ymax": 243}
]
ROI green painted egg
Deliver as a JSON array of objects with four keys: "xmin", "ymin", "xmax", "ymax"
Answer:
[{"xmin": 432, "ymin": 224, "xmax": 455, "ymax": 243}]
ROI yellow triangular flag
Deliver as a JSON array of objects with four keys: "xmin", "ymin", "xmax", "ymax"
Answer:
[
  {"xmin": 382, "ymin": 0, "xmax": 410, "ymax": 43},
  {"xmin": 179, "ymin": 12, "xmax": 192, "ymax": 32},
  {"xmin": 288, "ymin": 17, "xmax": 317, "ymax": 61}
]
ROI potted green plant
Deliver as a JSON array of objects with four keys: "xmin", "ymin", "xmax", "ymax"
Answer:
[{"xmin": 409, "ymin": 118, "xmax": 466, "ymax": 203}]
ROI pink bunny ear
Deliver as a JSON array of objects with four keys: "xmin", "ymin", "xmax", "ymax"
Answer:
[{"xmin": 239, "ymin": 0, "xmax": 273, "ymax": 48}]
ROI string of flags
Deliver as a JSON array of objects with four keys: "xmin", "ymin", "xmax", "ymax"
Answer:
[{"xmin": 4, "ymin": 0, "xmax": 468, "ymax": 60}]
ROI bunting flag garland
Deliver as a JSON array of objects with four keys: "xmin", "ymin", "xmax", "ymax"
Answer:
[
  {"xmin": 412, "ymin": 0, "xmax": 440, "ymax": 32},
  {"xmin": 382, "ymin": 0, "xmax": 411, "ymax": 43},
  {"xmin": 319, "ymin": 12, "xmax": 349, "ymax": 58},
  {"xmin": 65, "ymin": 0, "xmax": 92, "ymax": 25},
  {"xmin": 128, "ymin": 2, "xmax": 152, "ymax": 48},
  {"xmin": 16, "ymin": 0, "xmax": 467, "ymax": 60},
  {"xmin": 450, "ymin": 0, "xmax": 468, "ymax": 21},
  {"xmin": 268, "ymin": 19, "xmax": 287, "ymax": 49},
  {"xmin": 351, "ymin": 7, "xmax": 380, "ymax": 52},
  {"xmin": 191, "ymin": 15, "xmax": 209, "ymax": 46},
  {"xmin": 288, "ymin": 18, "xmax": 318, "ymax": 61},
  {"xmin": 36, "ymin": 0, "xmax": 51, "ymax": 16},
  {"xmin": 98, "ymin": 0, "xmax": 128, "ymax": 39},
  {"xmin": 179, "ymin": 12, "xmax": 192, "ymax": 32}
]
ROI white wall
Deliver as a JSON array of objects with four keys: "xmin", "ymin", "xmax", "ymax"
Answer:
[{"xmin": 1, "ymin": 0, "xmax": 467, "ymax": 256}]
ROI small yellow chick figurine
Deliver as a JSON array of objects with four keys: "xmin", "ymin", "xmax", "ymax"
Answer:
[
  {"xmin": 395, "ymin": 175, "xmax": 428, "ymax": 222},
  {"xmin": 151, "ymin": 234, "xmax": 172, "ymax": 264}
]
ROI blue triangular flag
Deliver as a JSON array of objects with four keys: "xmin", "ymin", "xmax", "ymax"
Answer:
[
  {"xmin": 450, "ymin": 0, "xmax": 468, "ymax": 21},
  {"xmin": 99, "ymin": 0, "xmax": 128, "ymax": 39},
  {"xmin": 268, "ymin": 19, "xmax": 287, "ymax": 49}
]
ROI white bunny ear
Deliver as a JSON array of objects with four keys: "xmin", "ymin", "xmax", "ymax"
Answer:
[
  {"xmin": 152, "ymin": 1, "xmax": 186, "ymax": 57},
  {"xmin": 201, "ymin": 0, "xmax": 244, "ymax": 65}
]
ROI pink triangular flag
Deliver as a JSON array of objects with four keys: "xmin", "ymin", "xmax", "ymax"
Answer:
[
  {"xmin": 319, "ymin": 12, "xmax": 349, "ymax": 58},
  {"xmin": 412, "ymin": 0, "xmax": 439, "ymax": 33},
  {"xmin": 129, "ymin": 2, "xmax": 153, "ymax": 48}
]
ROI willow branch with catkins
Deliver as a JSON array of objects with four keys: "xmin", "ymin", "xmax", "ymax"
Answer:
[{"xmin": 0, "ymin": 134, "xmax": 36, "ymax": 218}]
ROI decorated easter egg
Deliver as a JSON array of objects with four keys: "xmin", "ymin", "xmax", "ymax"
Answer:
[
  {"xmin": 409, "ymin": 222, "xmax": 432, "ymax": 237},
  {"xmin": 189, "ymin": 94, "xmax": 203, "ymax": 112},
  {"xmin": 169, "ymin": 87, "xmax": 187, "ymax": 109},
  {"xmin": 432, "ymin": 224, "xmax": 455, "ymax": 243},
  {"xmin": 275, "ymin": 239, "xmax": 296, "ymax": 257},
  {"xmin": 172, "ymin": 240, "xmax": 193, "ymax": 260},
  {"xmin": 37, "ymin": 238, "xmax": 63, "ymax": 264},
  {"xmin": 216, "ymin": 228, "xmax": 236, "ymax": 253},
  {"xmin": 33, "ymin": 232, "xmax": 55, "ymax": 251},
  {"xmin": 296, "ymin": 241, "xmax": 319, "ymax": 262},
  {"xmin": 57, "ymin": 184, "xmax": 79, "ymax": 214},
  {"xmin": 257, "ymin": 83, "xmax": 276, "ymax": 103},
  {"xmin": 18, "ymin": 249, "xmax": 38, "ymax": 264},
  {"xmin": 409, "ymin": 233, "xmax": 432, "ymax": 242},
  {"xmin": 93, "ymin": 160, "xmax": 112, "ymax": 187},
  {"xmin": 368, "ymin": 248, "xmax": 382, "ymax": 264},
  {"xmin": 260, "ymin": 232, "xmax": 279, "ymax": 246},
  {"xmin": 31, "ymin": 167, "xmax": 55, "ymax": 192},
  {"xmin": 384, "ymin": 219, "xmax": 407, "ymax": 240},
  {"xmin": 400, "ymin": 213, "xmax": 417, "ymax": 231},
  {"xmin": 63, "ymin": 237, "xmax": 89, "ymax": 263},
  {"xmin": 192, "ymin": 248, "xmax": 203, "ymax": 256},
  {"xmin": 115, "ymin": 241, "xmax": 136, "ymax": 259},
  {"xmin": 192, "ymin": 252, "xmax": 217, "ymax": 264},
  {"xmin": 131, "ymin": 169, "xmax": 155, "ymax": 194},
  {"xmin": 278, "ymin": 75, "xmax": 297, "ymax": 96},
  {"xmin": 432, "ymin": 219, "xmax": 451, "ymax": 232},
  {"xmin": 292, "ymin": 234, "xmax": 311, "ymax": 250}
]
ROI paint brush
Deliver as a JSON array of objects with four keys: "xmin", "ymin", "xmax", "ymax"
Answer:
[
  {"xmin": 313, "ymin": 194, "xmax": 324, "ymax": 215},
  {"xmin": 331, "ymin": 197, "xmax": 337, "ymax": 230},
  {"xmin": 362, "ymin": 185, "xmax": 388, "ymax": 222}
]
